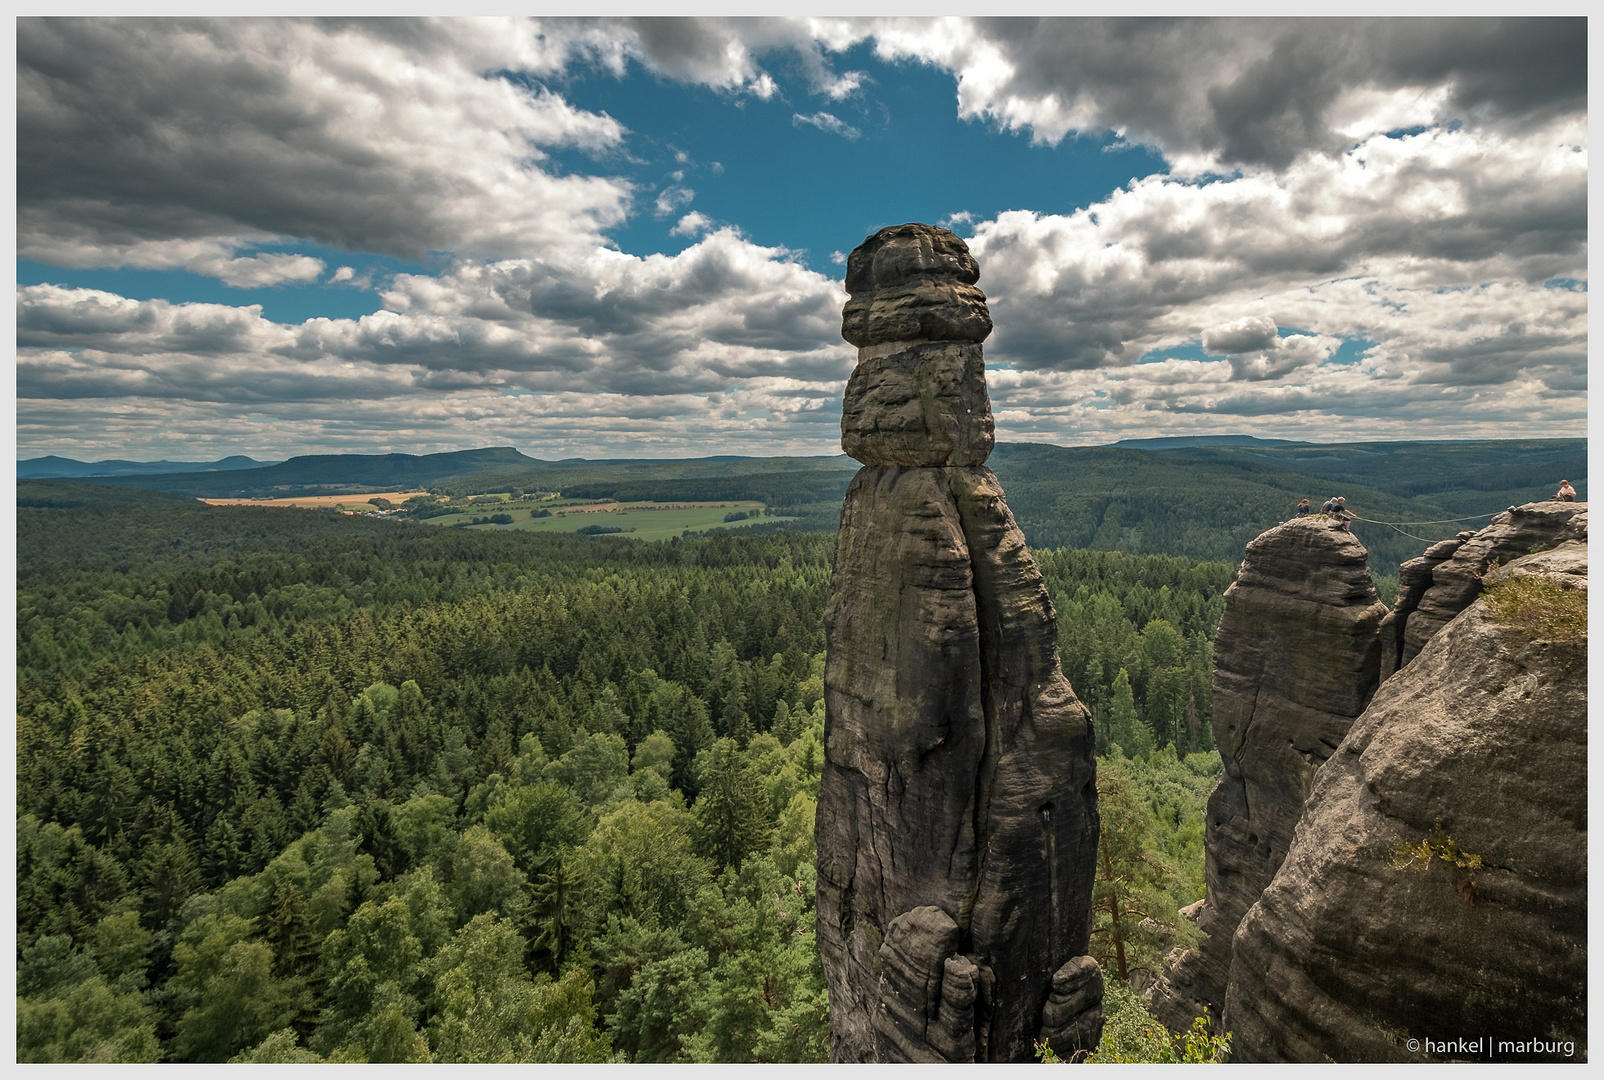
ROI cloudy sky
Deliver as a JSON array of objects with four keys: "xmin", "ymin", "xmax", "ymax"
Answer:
[{"xmin": 15, "ymin": 16, "xmax": 1589, "ymax": 462}]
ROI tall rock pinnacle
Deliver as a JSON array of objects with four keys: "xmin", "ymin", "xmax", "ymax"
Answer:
[{"xmin": 815, "ymin": 224, "xmax": 1103, "ymax": 1063}]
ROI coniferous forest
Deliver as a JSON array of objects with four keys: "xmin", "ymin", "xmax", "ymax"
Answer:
[{"xmin": 17, "ymin": 482, "xmax": 1230, "ymax": 1062}]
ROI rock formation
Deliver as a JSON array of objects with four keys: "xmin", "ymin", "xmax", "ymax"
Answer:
[
  {"xmin": 1226, "ymin": 524, "xmax": 1587, "ymax": 1061},
  {"xmin": 1396, "ymin": 501, "xmax": 1588, "ymax": 668},
  {"xmin": 1155, "ymin": 501, "xmax": 1587, "ymax": 1061},
  {"xmin": 815, "ymin": 223, "xmax": 1103, "ymax": 1063},
  {"xmin": 1148, "ymin": 518, "xmax": 1388, "ymax": 1032}
]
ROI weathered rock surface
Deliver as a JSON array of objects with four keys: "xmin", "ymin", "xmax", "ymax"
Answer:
[
  {"xmin": 817, "ymin": 223, "xmax": 1101, "ymax": 1062},
  {"xmin": 840, "ymin": 342, "xmax": 994, "ymax": 467},
  {"xmin": 1224, "ymin": 535, "xmax": 1587, "ymax": 1062},
  {"xmin": 1399, "ymin": 501, "xmax": 1587, "ymax": 666},
  {"xmin": 818, "ymin": 465, "xmax": 1101, "ymax": 1061},
  {"xmin": 841, "ymin": 224, "xmax": 992, "ymax": 348},
  {"xmin": 1038, "ymin": 955, "xmax": 1106, "ymax": 1060},
  {"xmin": 1149, "ymin": 518, "xmax": 1387, "ymax": 1032}
]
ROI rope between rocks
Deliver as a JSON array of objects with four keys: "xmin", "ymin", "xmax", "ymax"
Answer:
[
  {"xmin": 1350, "ymin": 512, "xmax": 1501, "ymax": 527},
  {"xmin": 1343, "ymin": 511, "xmax": 1501, "ymax": 546}
]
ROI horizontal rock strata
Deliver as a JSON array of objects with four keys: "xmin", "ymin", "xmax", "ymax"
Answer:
[
  {"xmin": 840, "ymin": 341, "xmax": 993, "ymax": 467},
  {"xmin": 840, "ymin": 224, "xmax": 992, "ymax": 347}
]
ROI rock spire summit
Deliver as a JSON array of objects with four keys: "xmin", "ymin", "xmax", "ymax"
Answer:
[{"xmin": 815, "ymin": 223, "xmax": 1103, "ymax": 1063}]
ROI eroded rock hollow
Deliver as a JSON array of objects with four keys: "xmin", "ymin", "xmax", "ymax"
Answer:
[{"xmin": 815, "ymin": 224, "xmax": 1103, "ymax": 1063}]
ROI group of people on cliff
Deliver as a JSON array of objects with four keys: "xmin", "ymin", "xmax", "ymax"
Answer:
[{"xmin": 1294, "ymin": 496, "xmax": 1354, "ymax": 531}]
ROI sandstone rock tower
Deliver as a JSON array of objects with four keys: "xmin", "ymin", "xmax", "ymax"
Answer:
[
  {"xmin": 815, "ymin": 224, "xmax": 1102, "ymax": 1063},
  {"xmin": 1154, "ymin": 502, "xmax": 1587, "ymax": 1061},
  {"xmin": 1228, "ymin": 507, "xmax": 1588, "ymax": 1061},
  {"xmin": 1149, "ymin": 518, "xmax": 1388, "ymax": 1032}
]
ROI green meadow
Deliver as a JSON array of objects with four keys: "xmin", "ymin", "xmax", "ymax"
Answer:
[{"xmin": 422, "ymin": 498, "xmax": 785, "ymax": 541}]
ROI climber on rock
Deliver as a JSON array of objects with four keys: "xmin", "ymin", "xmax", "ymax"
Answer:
[
  {"xmin": 1323, "ymin": 497, "xmax": 1353, "ymax": 531},
  {"xmin": 1556, "ymin": 480, "xmax": 1577, "ymax": 502},
  {"xmin": 1295, "ymin": 499, "xmax": 1311, "ymax": 518}
]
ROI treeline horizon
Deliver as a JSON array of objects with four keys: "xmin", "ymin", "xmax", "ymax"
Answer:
[{"xmin": 33, "ymin": 435, "xmax": 1582, "ymax": 578}]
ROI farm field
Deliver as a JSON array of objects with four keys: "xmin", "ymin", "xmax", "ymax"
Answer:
[
  {"xmin": 422, "ymin": 498, "xmax": 788, "ymax": 540},
  {"xmin": 198, "ymin": 490, "xmax": 430, "ymax": 509}
]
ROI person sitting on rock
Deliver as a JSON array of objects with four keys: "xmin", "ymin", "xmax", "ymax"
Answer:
[
  {"xmin": 1295, "ymin": 498, "xmax": 1311, "ymax": 518},
  {"xmin": 1326, "ymin": 497, "xmax": 1353, "ymax": 531},
  {"xmin": 1556, "ymin": 480, "xmax": 1577, "ymax": 502}
]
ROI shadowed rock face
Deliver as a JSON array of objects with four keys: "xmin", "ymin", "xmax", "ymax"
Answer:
[
  {"xmin": 1149, "ymin": 518, "xmax": 1387, "ymax": 1032},
  {"xmin": 1225, "ymin": 535, "xmax": 1587, "ymax": 1062},
  {"xmin": 817, "ymin": 223, "xmax": 1101, "ymax": 1063}
]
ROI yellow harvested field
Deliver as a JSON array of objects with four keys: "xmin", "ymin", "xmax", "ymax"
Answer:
[{"xmin": 199, "ymin": 491, "xmax": 431, "ymax": 509}]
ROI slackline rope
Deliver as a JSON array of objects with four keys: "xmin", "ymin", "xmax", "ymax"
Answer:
[
  {"xmin": 1349, "ymin": 512, "xmax": 1501, "ymax": 527},
  {"xmin": 1345, "ymin": 510, "xmax": 1502, "ymax": 545}
]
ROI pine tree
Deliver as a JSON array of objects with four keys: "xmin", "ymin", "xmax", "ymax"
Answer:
[
  {"xmin": 1107, "ymin": 668, "xmax": 1153, "ymax": 759},
  {"xmin": 692, "ymin": 741, "xmax": 771, "ymax": 872},
  {"xmin": 720, "ymin": 679, "xmax": 750, "ymax": 747},
  {"xmin": 1091, "ymin": 759, "xmax": 1184, "ymax": 985}
]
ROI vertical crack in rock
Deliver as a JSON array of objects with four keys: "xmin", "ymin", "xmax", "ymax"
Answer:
[
  {"xmin": 816, "ymin": 224, "xmax": 1102, "ymax": 1062},
  {"xmin": 1148, "ymin": 518, "xmax": 1387, "ymax": 1034}
]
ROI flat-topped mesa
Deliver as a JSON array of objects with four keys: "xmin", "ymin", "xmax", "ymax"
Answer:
[
  {"xmin": 817, "ymin": 224, "xmax": 1102, "ymax": 1063},
  {"xmin": 839, "ymin": 223, "xmax": 995, "ymax": 468},
  {"xmin": 1149, "ymin": 517, "xmax": 1387, "ymax": 1033}
]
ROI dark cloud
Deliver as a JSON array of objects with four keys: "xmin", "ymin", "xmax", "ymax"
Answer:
[{"xmin": 954, "ymin": 17, "xmax": 1586, "ymax": 170}]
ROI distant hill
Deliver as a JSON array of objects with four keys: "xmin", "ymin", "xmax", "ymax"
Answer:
[
  {"xmin": 16, "ymin": 480, "xmax": 201, "ymax": 509},
  {"xmin": 988, "ymin": 439, "xmax": 1585, "ymax": 573},
  {"xmin": 1109, "ymin": 435, "xmax": 1308, "ymax": 449},
  {"xmin": 74, "ymin": 447, "xmax": 546, "ymax": 497},
  {"xmin": 17, "ymin": 454, "xmax": 277, "ymax": 479},
  {"xmin": 62, "ymin": 438, "xmax": 1583, "ymax": 575}
]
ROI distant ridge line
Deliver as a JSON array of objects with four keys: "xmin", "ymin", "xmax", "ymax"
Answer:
[{"xmin": 1109, "ymin": 435, "xmax": 1309, "ymax": 449}]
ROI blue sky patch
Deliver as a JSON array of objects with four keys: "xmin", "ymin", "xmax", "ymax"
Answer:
[
  {"xmin": 18, "ymin": 243, "xmax": 432, "ymax": 324},
  {"xmin": 1135, "ymin": 342, "xmax": 1212, "ymax": 364},
  {"xmin": 548, "ymin": 44, "xmax": 1169, "ymax": 272}
]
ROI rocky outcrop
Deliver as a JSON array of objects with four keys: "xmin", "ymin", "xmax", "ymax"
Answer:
[
  {"xmin": 1225, "ymin": 534, "xmax": 1587, "ymax": 1061},
  {"xmin": 816, "ymin": 224, "xmax": 1102, "ymax": 1063},
  {"xmin": 1377, "ymin": 534, "xmax": 1465, "ymax": 680},
  {"xmin": 1398, "ymin": 501, "xmax": 1588, "ymax": 667},
  {"xmin": 1149, "ymin": 518, "xmax": 1388, "ymax": 1032}
]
